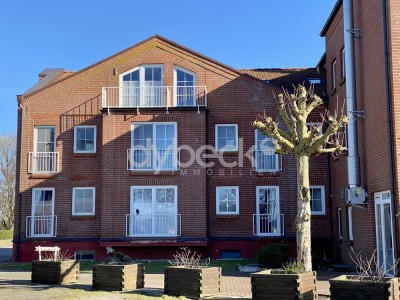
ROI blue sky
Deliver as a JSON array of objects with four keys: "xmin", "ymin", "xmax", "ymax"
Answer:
[{"xmin": 0, "ymin": 0, "xmax": 337, "ymax": 133}]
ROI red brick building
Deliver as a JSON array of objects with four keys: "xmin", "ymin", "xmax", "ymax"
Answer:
[
  {"xmin": 13, "ymin": 35, "xmax": 330, "ymax": 262},
  {"xmin": 321, "ymin": 0, "xmax": 400, "ymax": 273}
]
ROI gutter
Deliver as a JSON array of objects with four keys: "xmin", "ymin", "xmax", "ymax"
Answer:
[{"xmin": 382, "ymin": 0, "xmax": 399, "ymax": 262}]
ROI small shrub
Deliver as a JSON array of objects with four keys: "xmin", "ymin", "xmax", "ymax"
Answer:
[
  {"xmin": 256, "ymin": 243, "xmax": 290, "ymax": 268},
  {"xmin": 0, "ymin": 230, "xmax": 13, "ymax": 240},
  {"xmin": 168, "ymin": 247, "xmax": 210, "ymax": 269},
  {"xmin": 42, "ymin": 250, "xmax": 73, "ymax": 262},
  {"xmin": 283, "ymin": 260, "xmax": 305, "ymax": 274}
]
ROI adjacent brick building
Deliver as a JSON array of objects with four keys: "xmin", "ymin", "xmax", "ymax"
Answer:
[
  {"xmin": 13, "ymin": 35, "xmax": 330, "ymax": 262},
  {"xmin": 321, "ymin": 0, "xmax": 400, "ymax": 273}
]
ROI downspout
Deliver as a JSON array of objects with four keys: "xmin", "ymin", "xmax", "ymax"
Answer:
[
  {"xmin": 15, "ymin": 96, "xmax": 23, "ymax": 262},
  {"xmin": 205, "ymin": 108, "xmax": 210, "ymax": 258},
  {"xmin": 343, "ymin": 0, "xmax": 361, "ymax": 188},
  {"xmin": 382, "ymin": 0, "xmax": 399, "ymax": 262},
  {"xmin": 327, "ymin": 141, "xmax": 335, "ymax": 260}
]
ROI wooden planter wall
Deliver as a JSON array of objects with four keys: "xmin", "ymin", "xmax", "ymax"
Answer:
[
  {"xmin": 92, "ymin": 263, "xmax": 144, "ymax": 291},
  {"xmin": 251, "ymin": 270, "xmax": 318, "ymax": 300},
  {"xmin": 164, "ymin": 266, "xmax": 221, "ymax": 299},
  {"xmin": 330, "ymin": 275, "xmax": 400, "ymax": 300},
  {"xmin": 31, "ymin": 260, "xmax": 79, "ymax": 284}
]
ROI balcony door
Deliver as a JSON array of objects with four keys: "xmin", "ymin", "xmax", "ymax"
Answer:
[
  {"xmin": 34, "ymin": 126, "xmax": 56, "ymax": 173},
  {"xmin": 254, "ymin": 130, "xmax": 280, "ymax": 171},
  {"xmin": 174, "ymin": 67, "xmax": 195, "ymax": 106},
  {"xmin": 130, "ymin": 186, "xmax": 177, "ymax": 237},
  {"xmin": 375, "ymin": 191, "xmax": 396, "ymax": 275},
  {"xmin": 256, "ymin": 186, "xmax": 281, "ymax": 236},
  {"xmin": 31, "ymin": 188, "xmax": 55, "ymax": 237},
  {"xmin": 121, "ymin": 65, "xmax": 163, "ymax": 107}
]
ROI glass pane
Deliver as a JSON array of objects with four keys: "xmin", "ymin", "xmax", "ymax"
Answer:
[
  {"xmin": 186, "ymin": 73, "xmax": 194, "ymax": 82},
  {"xmin": 123, "ymin": 74, "xmax": 130, "ymax": 81},
  {"xmin": 166, "ymin": 189, "xmax": 174, "ymax": 204},
  {"xmin": 228, "ymin": 189, "xmax": 236, "ymax": 201},
  {"xmin": 131, "ymin": 69, "xmax": 139, "ymax": 81},
  {"xmin": 156, "ymin": 189, "xmax": 166, "ymax": 203},
  {"xmin": 156, "ymin": 125, "xmax": 165, "ymax": 139},
  {"xmin": 77, "ymin": 128, "xmax": 85, "ymax": 140},
  {"xmin": 219, "ymin": 200, "xmax": 227, "ymax": 212},
  {"xmin": 165, "ymin": 125, "xmax": 174, "ymax": 139},
  {"xmin": 153, "ymin": 68, "xmax": 161, "ymax": 81},
  {"xmin": 217, "ymin": 126, "xmax": 226, "ymax": 138},
  {"xmin": 133, "ymin": 189, "xmax": 142, "ymax": 203},
  {"xmin": 86, "ymin": 128, "xmax": 94, "ymax": 140},
  {"xmin": 84, "ymin": 201, "xmax": 93, "ymax": 213},
  {"xmin": 226, "ymin": 126, "xmax": 236, "ymax": 138},
  {"xmin": 177, "ymin": 69, "xmax": 184, "ymax": 81},
  {"xmin": 143, "ymin": 189, "xmax": 152, "ymax": 203},
  {"xmin": 312, "ymin": 188, "xmax": 322, "ymax": 200},
  {"xmin": 145, "ymin": 68, "xmax": 152, "ymax": 81},
  {"xmin": 75, "ymin": 189, "xmax": 85, "ymax": 199},
  {"xmin": 37, "ymin": 129, "xmax": 46, "ymax": 142},
  {"xmin": 228, "ymin": 201, "xmax": 236, "ymax": 212},
  {"xmin": 219, "ymin": 189, "xmax": 228, "ymax": 201}
]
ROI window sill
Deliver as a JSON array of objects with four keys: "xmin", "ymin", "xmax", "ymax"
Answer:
[
  {"xmin": 72, "ymin": 153, "xmax": 96, "ymax": 158},
  {"xmin": 129, "ymin": 170, "xmax": 180, "ymax": 176},
  {"xmin": 71, "ymin": 215, "xmax": 95, "ymax": 220},
  {"xmin": 311, "ymin": 214, "xmax": 327, "ymax": 219}
]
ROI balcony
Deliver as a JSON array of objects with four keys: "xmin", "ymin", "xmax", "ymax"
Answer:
[
  {"xmin": 26, "ymin": 215, "xmax": 57, "ymax": 237},
  {"xmin": 102, "ymin": 86, "xmax": 207, "ymax": 111},
  {"xmin": 28, "ymin": 152, "xmax": 59, "ymax": 174},
  {"xmin": 253, "ymin": 214, "xmax": 284, "ymax": 236},
  {"xmin": 252, "ymin": 150, "xmax": 282, "ymax": 172},
  {"xmin": 127, "ymin": 148, "xmax": 180, "ymax": 171},
  {"xmin": 126, "ymin": 214, "xmax": 181, "ymax": 237}
]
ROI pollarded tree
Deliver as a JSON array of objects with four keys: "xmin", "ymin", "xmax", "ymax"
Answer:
[{"xmin": 253, "ymin": 85, "xmax": 348, "ymax": 272}]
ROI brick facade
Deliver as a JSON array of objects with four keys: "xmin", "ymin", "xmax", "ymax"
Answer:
[{"xmin": 13, "ymin": 36, "xmax": 330, "ymax": 262}]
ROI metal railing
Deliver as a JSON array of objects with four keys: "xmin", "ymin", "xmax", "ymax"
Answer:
[
  {"xmin": 28, "ymin": 152, "xmax": 59, "ymax": 174},
  {"xmin": 102, "ymin": 86, "xmax": 207, "ymax": 109},
  {"xmin": 253, "ymin": 214, "xmax": 284, "ymax": 236},
  {"xmin": 126, "ymin": 214, "xmax": 181, "ymax": 237},
  {"xmin": 26, "ymin": 215, "xmax": 57, "ymax": 237},
  {"xmin": 252, "ymin": 150, "xmax": 282, "ymax": 172},
  {"xmin": 127, "ymin": 148, "xmax": 180, "ymax": 171}
]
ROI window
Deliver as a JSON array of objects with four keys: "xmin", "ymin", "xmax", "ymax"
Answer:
[
  {"xmin": 306, "ymin": 122, "xmax": 323, "ymax": 135},
  {"xmin": 341, "ymin": 48, "xmax": 345, "ymax": 79},
  {"xmin": 216, "ymin": 187, "xmax": 239, "ymax": 215},
  {"xmin": 130, "ymin": 123, "xmax": 178, "ymax": 171},
  {"xmin": 29, "ymin": 188, "xmax": 55, "ymax": 237},
  {"xmin": 216, "ymin": 124, "xmax": 238, "ymax": 152},
  {"xmin": 310, "ymin": 186, "xmax": 325, "ymax": 215},
  {"xmin": 75, "ymin": 250, "xmax": 95, "ymax": 260},
  {"xmin": 121, "ymin": 65, "xmax": 163, "ymax": 107},
  {"xmin": 129, "ymin": 186, "xmax": 178, "ymax": 237},
  {"xmin": 31, "ymin": 126, "xmax": 58, "ymax": 174},
  {"xmin": 255, "ymin": 186, "xmax": 282, "ymax": 236},
  {"xmin": 254, "ymin": 129, "xmax": 281, "ymax": 171},
  {"xmin": 72, "ymin": 187, "xmax": 95, "ymax": 216},
  {"xmin": 331, "ymin": 60, "xmax": 337, "ymax": 90},
  {"xmin": 338, "ymin": 208, "xmax": 343, "ymax": 239},
  {"xmin": 175, "ymin": 66, "xmax": 195, "ymax": 106},
  {"xmin": 74, "ymin": 126, "xmax": 96, "ymax": 153},
  {"xmin": 307, "ymin": 78, "xmax": 321, "ymax": 84}
]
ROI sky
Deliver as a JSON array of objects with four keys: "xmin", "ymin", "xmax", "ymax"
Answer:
[{"xmin": 0, "ymin": 0, "xmax": 337, "ymax": 134}]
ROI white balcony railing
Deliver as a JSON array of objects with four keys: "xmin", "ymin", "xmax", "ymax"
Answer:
[
  {"xmin": 102, "ymin": 86, "xmax": 207, "ymax": 109},
  {"xmin": 252, "ymin": 150, "xmax": 282, "ymax": 172},
  {"xmin": 26, "ymin": 215, "xmax": 57, "ymax": 237},
  {"xmin": 253, "ymin": 214, "xmax": 284, "ymax": 236},
  {"xmin": 28, "ymin": 152, "xmax": 59, "ymax": 174},
  {"xmin": 126, "ymin": 214, "xmax": 181, "ymax": 237},
  {"xmin": 127, "ymin": 148, "xmax": 180, "ymax": 171}
]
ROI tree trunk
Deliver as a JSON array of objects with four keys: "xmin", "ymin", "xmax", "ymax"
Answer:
[{"xmin": 296, "ymin": 155, "xmax": 312, "ymax": 271}]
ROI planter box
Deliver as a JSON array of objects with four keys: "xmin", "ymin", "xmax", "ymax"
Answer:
[
  {"xmin": 92, "ymin": 263, "xmax": 144, "ymax": 291},
  {"xmin": 330, "ymin": 275, "xmax": 400, "ymax": 300},
  {"xmin": 31, "ymin": 260, "xmax": 79, "ymax": 284},
  {"xmin": 164, "ymin": 266, "xmax": 221, "ymax": 299},
  {"xmin": 251, "ymin": 269, "xmax": 318, "ymax": 300}
]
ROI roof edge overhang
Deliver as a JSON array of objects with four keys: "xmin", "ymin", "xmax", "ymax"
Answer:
[{"xmin": 320, "ymin": 0, "xmax": 343, "ymax": 37}]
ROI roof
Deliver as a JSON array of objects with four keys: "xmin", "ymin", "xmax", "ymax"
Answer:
[
  {"xmin": 320, "ymin": 0, "xmax": 343, "ymax": 37},
  {"xmin": 240, "ymin": 68, "xmax": 327, "ymax": 98},
  {"xmin": 22, "ymin": 35, "xmax": 242, "ymax": 98}
]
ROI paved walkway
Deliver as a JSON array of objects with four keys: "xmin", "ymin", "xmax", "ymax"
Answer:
[{"xmin": 0, "ymin": 269, "xmax": 334, "ymax": 299}]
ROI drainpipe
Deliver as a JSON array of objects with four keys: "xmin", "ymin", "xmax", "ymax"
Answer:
[
  {"xmin": 382, "ymin": 0, "xmax": 399, "ymax": 262},
  {"xmin": 343, "ymin": 0, "xmax": 360, "ymax": 188}
]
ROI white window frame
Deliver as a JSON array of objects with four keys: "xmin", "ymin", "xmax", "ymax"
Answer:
[
  {"xmin": 215, "ymin": 124, "xmax": 238, "ymax": 152},
  {"xmin": 306, "ymin": 122, "xmax": 323, "ymax": 135},
  {"xmin": 30, "ymin": 187, "xmax": 56, "ymax": 237},
  {"xmin": 341, "ymin": 48, "xmax": 345, "ymax": 79},
  {"xmin": 254, "ymin": 129, "xmax": 280, "ymax": 172},
  {"xmin": 34, "ymin": 126, "xmax": 56, "ymax": 153},
  {"xmin": 174, "ymin": 66, "xmax": 196, "ymax": 106},
  {"xmin": 73, "ymin": 126, "xmax": 96, "ymax": 153},
  {"xmin": 72, "ymin": 187, "xmax": 96, "ymax": 216},
  {"xmin": 119, "ymin": 64, "xmax": 164, "ymax": 107},
  {"xmin": 130, "ymin": 122, "xmax": 178, "ymax": 171},
  {"xmin": 216, "ymin": 186, "xmax": 239, "ymax": 215},
  {"xmin": 332, "ymin": 60, "xmax": 337, "ymax": 90},
  {"xmin": 255, "ymin": 186, "xmax": 281, "ymax": 236},
  {"xmin": 310, "ymin": 186, "xmax": 325, "ymax": 215},
  {"xmin": 129, "ymin": 185, "xmax": 178, "ymax": 237}
]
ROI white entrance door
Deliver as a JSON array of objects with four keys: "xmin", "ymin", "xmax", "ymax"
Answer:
[{"xmin": 375, "ymin": 191, "xmax": 396, "ymax": 275}]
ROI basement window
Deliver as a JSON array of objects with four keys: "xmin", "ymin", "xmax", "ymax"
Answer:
[{"xmin": 74, "ymin": 250, "xmax": 95, "ymax": 260}]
